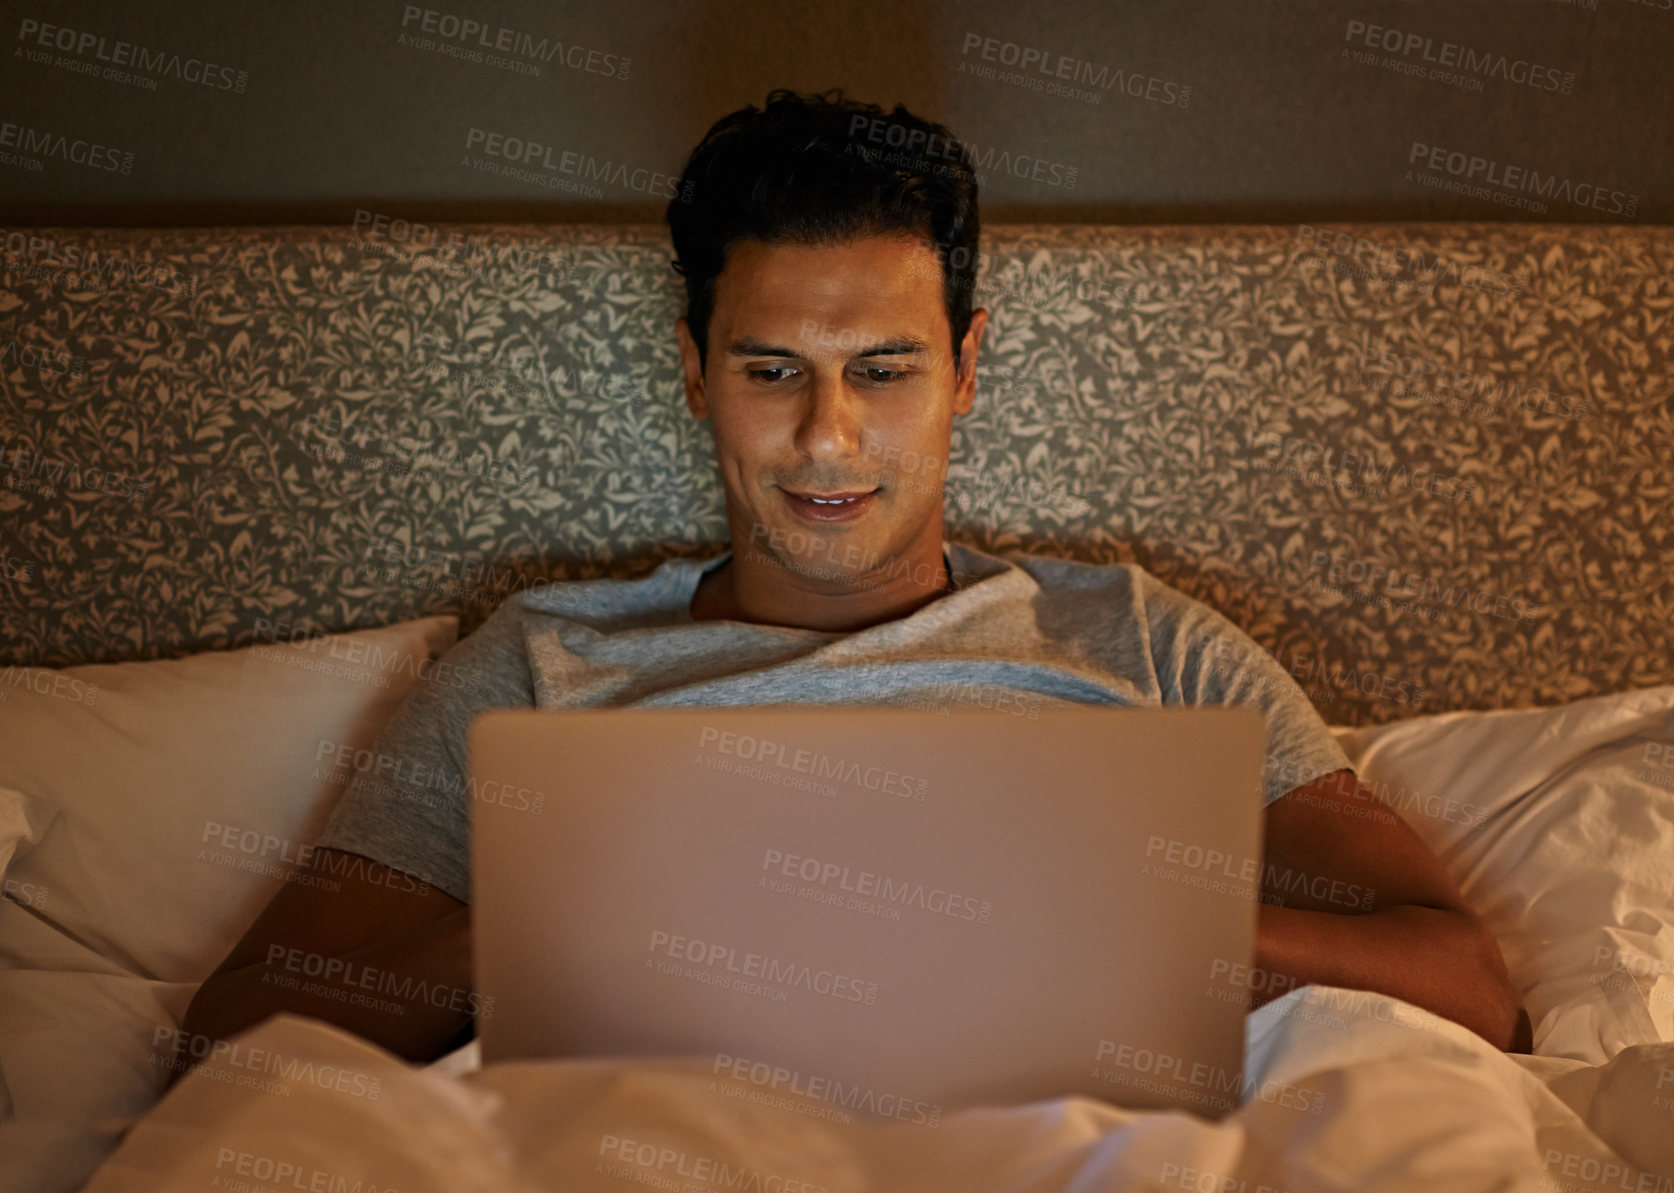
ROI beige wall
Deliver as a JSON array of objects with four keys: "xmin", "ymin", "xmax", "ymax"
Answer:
[{"xmin": 0, "ymin": 0, "xmax": 1668, "ymax": 226}]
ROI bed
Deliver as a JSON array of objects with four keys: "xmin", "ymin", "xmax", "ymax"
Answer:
[{"xmin": 1, "ymin": 220, "xmax": 1671, "ymax": 1192}]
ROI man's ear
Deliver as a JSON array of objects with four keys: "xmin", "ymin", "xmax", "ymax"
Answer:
[
  {"xmin": 953, "ymin": 307, "xmax": 990, "ymax": 418},
  {"xmin": 675, "ymin": 316, "xmax": 709, "ymax": 419}
]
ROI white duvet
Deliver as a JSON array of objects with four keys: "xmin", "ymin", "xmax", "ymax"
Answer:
[{"xmin": 72, "ymin": 686, "xmax": 1674, "ymax": 1192}]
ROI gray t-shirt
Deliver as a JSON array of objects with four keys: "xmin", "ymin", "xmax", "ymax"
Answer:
[{"xmin": 315, "ymin": 539, "xmax": 1352, "ymax": 902}]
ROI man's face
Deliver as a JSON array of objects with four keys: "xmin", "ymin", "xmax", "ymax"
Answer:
[{"xmin": 675, "ymin": 233, "xmax": 988, "ymax": 586}]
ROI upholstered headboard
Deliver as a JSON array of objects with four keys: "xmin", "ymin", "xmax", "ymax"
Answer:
[{"xmin": 2, "ymin": 222, "xmax": 1668, "ymax": 726}]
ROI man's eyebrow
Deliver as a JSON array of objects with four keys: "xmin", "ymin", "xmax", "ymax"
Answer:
[{"xmin": 725, "ymin": 335, "xmax": 934, "ymax": 359}]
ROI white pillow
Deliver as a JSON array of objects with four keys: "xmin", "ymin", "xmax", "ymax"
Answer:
[
  {"xmin": 0, "ymin": 784, "xmax": 55, "ymax": 911},
  {"xmin": 0, "ymin": 615, "xmax": 458, "ymax": 1193},
  {"xmin": 0, "ymin": 615, "xmax": 458, "ymax": 984},
  {"xmin": 1329, "ymin": 684, "xmax": 1674, "ymax": 1062}
]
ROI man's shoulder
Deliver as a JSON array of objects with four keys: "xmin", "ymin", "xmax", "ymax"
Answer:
[
  {"xmin": 981, "ymin": 545, "xmax": 1266, "ymax": 667},
  {"xmin": 499, "ymin": 552, "xmax": 708, "ymax": 627},
  {"xmin": 959, "ymin": 541, "xmax": 1162, "ymax": 602},
  {"xmin": 409, "ymin": 591, "xmax": 540, "ymax": 707}
]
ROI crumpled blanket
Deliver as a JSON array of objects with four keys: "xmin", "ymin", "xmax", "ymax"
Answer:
[{"xmin": 82, "ymin": 975, "xmax": 1674, "ymax": 1193}]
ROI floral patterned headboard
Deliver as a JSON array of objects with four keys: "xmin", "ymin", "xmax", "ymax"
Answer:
[{"xmin": 2, "ymin": 221, "xmax": 1668, "ymax": 726}]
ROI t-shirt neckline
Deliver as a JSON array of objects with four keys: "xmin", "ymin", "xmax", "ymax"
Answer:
[{"xmin": 678, "ymin": 542, "xmax": 962, "ymax": 628}]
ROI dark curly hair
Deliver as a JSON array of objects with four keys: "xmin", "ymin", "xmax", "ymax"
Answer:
[{"xmin": 665, "ymin": 87, "xmax": 981, "ymax": 375}]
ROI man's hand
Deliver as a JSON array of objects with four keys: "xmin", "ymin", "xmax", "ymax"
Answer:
[{"xmin": 1251, "ymin": 768, "xmax": 1532, "ymax": 1053}]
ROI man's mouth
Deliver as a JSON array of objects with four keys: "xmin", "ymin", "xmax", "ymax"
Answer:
[
  {"xmin": 785, "ymin": 489, "xmax": 876, "ymax": 503},
  {"xmin": 779, "ymin": 486, "xmax": 881, "ymax": 521}
]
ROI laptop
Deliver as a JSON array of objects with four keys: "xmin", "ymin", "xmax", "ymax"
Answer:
[{"xmin": 468, "ymin": 703, "xmax": 1266, "ymax": 1119}]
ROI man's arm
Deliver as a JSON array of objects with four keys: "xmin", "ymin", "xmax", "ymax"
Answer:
[
  {"xmin": 1251, "ymin": 767, "xmax": 1533, "ymax": 1053},
  {"xmin": 172, "ymin": 847, "xmax": 476, "ymax": 1081}
]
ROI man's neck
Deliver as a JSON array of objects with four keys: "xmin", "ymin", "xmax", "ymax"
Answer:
[{"xmin": 691, "ymin": 528, "xmax": 953, "ymax": 632}]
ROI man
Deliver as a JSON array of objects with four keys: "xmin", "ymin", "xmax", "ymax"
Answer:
[{"xmin": 178, "ymin": 88, "xmax": 1531, "ymax": 1075}]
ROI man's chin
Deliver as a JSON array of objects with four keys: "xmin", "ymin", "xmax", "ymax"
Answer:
[{"xmin": 742, "ymin": 521, "xmax": 891, "ymax": 588}]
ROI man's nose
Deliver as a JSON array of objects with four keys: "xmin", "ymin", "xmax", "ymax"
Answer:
[{"xmin": 795, "ymin": 370, "xmax": 864, "ymax": 460}]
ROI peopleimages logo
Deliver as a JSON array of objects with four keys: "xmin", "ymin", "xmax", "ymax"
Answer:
[
  {"xmin": 843, "ymin": 114, "xmax": 1079, "ymax": 190},
  {"xmin": 646, "ymin": 928, "xmax": 881, "ymax": 1005},
  {"xmin": 1303, "ymin": 550, "xmax": 1541, "ymax": 626},
  {"xmin": 712, "ymin": 1052, "xmax": 942, "ymax": 1126},
  {"xmin": 0, "ymin": 116, "xmax": 133, "ymax": 173},
  {"xmin": 265, "ymin": 943, "xmax": 493, "ymax": 1018},
  {"xmin": 0, "ymin": 337, "xmax": 87, "ymax": 376},
  {"xmin": 597, "ymin": 1134, "xmax": 830, "ymax": 1193},
  {"xmin": 213, "ymin": 1150, "xmax": 397, "ymax": 1193},
  {"xmin": 958, "ymin": 32, "xmax": 1192, "ymax": 108},
  {"xmin": 0, "ymin": 229, "xmax": 200, "ymax": 296},
  {"xmin": 760, "ymin": 847, "xmax": 993, "ymax": 922},
  {"xmin": 1407, "ymin": 141, "xmax": 1639, "ymax": 217},
  {"xmin": 398, "ymin": 5, "xmax": 630, "ymax": 79},
  {"xmin": 14, "ymin": 17, "xmax": 250, "ymax": 92},
  {"xmin": 1292, "ymin": 225, "xmax": 1525, "ymax": 296},
  {"xmin": 463, "ymin": 127, "xmax": 692, "ymax": 201},
  {"xmin": 0, "ymin": 437, "xmax": 151, "ymax": 500},
  {"xmin": 1355, "ymin": 344, "xmax": 1591, "ymax": 420},
  {"xmin": 1343, "ymin": 19, "xmax": 1577, "ymax": 94},
  {"xmin": 153, "ymin": 1026, "xmax": 382, "ymax": 1099},
  {"xmin": 697, "ymin": 725, "xmax": 929, "ymax": 801},
  {"xmin": 313, "ymin": 737, "xmax": 545, "ymax": 815},
  {"xmin": 1244, "ymin": 427, "xmax": 1476, "ymax": 502}
]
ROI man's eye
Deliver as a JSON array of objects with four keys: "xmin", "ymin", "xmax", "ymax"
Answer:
[
  {"xmin": 858, "ymin": 366, "xmax": 907, "ymax": 383},
  {"xmin": 747, "ymin": 366, "xmax": 797, "ymax": 383}
]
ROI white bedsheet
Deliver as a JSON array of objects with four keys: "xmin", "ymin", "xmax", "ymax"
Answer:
[
  {"xmin": 68, "ymin": 684, "xmax": 1674, "ymax": 1191},
  {"xmin": 80, "ymin": 989, "xmax": 1674, "ymax": 1193}
]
